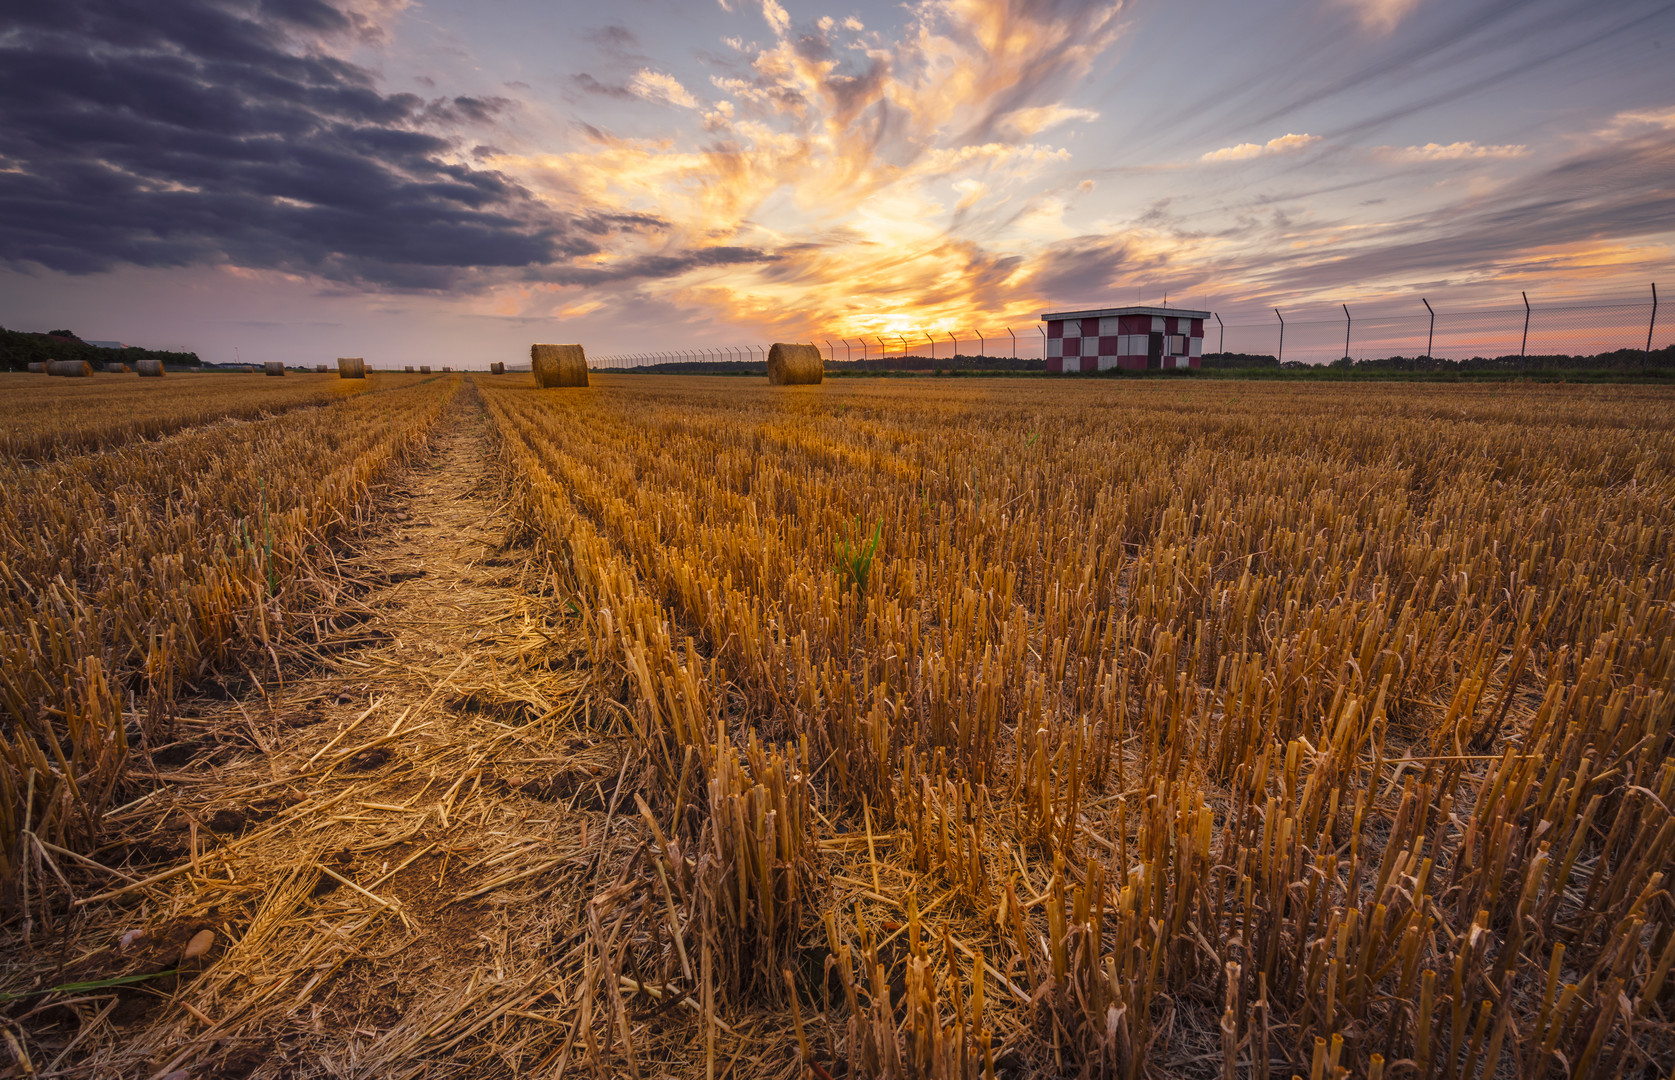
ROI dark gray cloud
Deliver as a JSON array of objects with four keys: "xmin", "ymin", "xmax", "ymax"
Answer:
[{"xmin": 0, "ymin": 0, "xmax": 745, "ymax": 290}]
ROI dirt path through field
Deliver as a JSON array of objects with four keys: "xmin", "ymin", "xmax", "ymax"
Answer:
[{"xmin": 20, "ymin": 380, "xmax": 629, "ymax": 1079}]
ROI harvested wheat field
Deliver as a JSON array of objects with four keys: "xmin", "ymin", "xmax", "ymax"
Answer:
[{"xmin": 2, "ymin": 373, "xmax": 1673, "ymax": 1080}]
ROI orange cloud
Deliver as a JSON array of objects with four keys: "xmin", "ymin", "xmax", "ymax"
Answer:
[{"xmin": 489, "ymin": 0, "xmax": 1129, "ymax": 336}]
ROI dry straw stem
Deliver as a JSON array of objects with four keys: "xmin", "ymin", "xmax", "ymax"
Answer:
[
  {"xmin": 0, "ymin": 377, "xmax": 460, "ymax": 898},
  {"xmin": 0, "ymin": 386, "xmax": 641, "ymax": 1079},
  {"xmin": 337, "ymin": 357, "xmax": 366, "ymax": 379},
  {"xmin": 135, "ymin": 358, "xmax": 165, "ymax": 378},
  {"xmin": 264, "ymin": 362, "xmax": 286, "ymax": 377},
  {"xmin": 0, "ymin": 374, "xmax": 372, "ymax": 460},
  {"xmin": 46, "ymin": 360, "xmax": 92, "ymax": 377},
  {"xmin": 478, "ymin": 376, "xmax": 1675, "ymax": 1080},
  {"xmin": 767, "ymin": 342, "xmax": 822, "ymax": 385},
  {"xmin": 531, "ymin": 344, "xmax": 589, "ymax": 388}
]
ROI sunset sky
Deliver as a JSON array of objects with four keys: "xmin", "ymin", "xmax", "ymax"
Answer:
[{"xmin": 2, "ymin": 0, "xmax": 1672, "ymax": 365}]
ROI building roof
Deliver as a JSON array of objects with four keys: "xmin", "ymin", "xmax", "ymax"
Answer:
[
  {"xmin": 84, "ymin": 339, "xmax": 128, "ymax": 349},
  {"xmin": 1040, "ymin": 306, "xmax": 1212, "ymax": 321}
]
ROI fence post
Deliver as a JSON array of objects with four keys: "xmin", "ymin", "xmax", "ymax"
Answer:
[
  {"xmin": 1007, "ymin": 328, "xmax": 1016, "ymax": 358},
  {"xmin": 975, "ymin": 329, "xmax": 985, "ymax": 358},
  {"xmin": 1647, "ymin": 283, "xmax": 1659, "ymax": 370},
  {"xmin": 1521, "ymin": 291, "xmax": 1531, "ymax": 370},
  {"xmin": 946, "ymin": 330, "xmax": 957, "ymax": 359},
  {"xmin": 1343, "ymin": 304, "xmax": 1352, "ymax": 362},
  {"xmin": 1214, "ymin": 313, "xmax": 1224, "ymax": 355},
  {"xmin": 1422, "ymin": 298, "xmax": 1435, "ymax": 361},
  {"xmin": 1275, "ymin": 309, "xmax": 1285, "ymax": 365},
  {"xmin": 1037, "ymin": 325, "xmax": 1046, "ymax": 359},
  {"xmin": 924, "ymin": 331, "xmax": 936, "ymax": 361},
  {"xmin": 825, "ymin": 340, "xmax": 835, "ymax": 362}
]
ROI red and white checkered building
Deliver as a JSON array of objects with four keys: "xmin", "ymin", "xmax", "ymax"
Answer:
[{"xmin": 1043, "ymin": 306, "xmax": 1210, "ymax": 373}]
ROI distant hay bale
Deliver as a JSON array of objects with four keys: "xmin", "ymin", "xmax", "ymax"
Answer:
[
  {"xmin": 531, "ymin": 343, "xmax": 588, "ymax": 388},
  {"xmin": 136, "ymin": 358, "xmax": 165, "ymax": 377},
  {"xmin": 490, "ymin": 361, "xmax": 505, "ymax": 375},
  {"xmin": 105, "ymin": 361, "xmax": 129, "ymax": 373},
  {"xmin": 315, "ymin": 364, "xmax": 327, "ymax": 372},
  {"xmin": 47, "ymin": 360, "xmax": 93, "ymax": 377},
  {"xmin": 767, "ymin": 342, "xmax": 823, "ymax": 385},
  {"xmin": 405, "ymin": 365, "xmax": 414, "ymax": 373},
  {"xmin": 27, "ymin": 362, "xmax": 45, "ymax": 374},
  {"xmin": 264, "ymin": 361, "xmax": 285, "ymax": 376},
  {"xmin": 337, "ymin": 357, "xmax": 366, "ymax": 379},
  {"xmin": 420, "ymin": 365, "xmax": 432, "ymax": 374}
]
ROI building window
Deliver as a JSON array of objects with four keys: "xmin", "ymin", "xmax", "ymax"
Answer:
[{"xmin": 1169, "ymin": 333, "xmax": 1188, "ymax": 355}]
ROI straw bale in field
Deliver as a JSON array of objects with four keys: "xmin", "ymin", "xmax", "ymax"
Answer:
[
  {"xmin": 27, "ymin": 362, "xmax": 45, "ymax": 373},
  {"xmin": 405, "ymin": 365, "xmax": 414, "ymax": 373},
  {"xmin": 490, "ymin": 361, "xmax": 505, "ymax": 375},
  {"xmin": 315, "ymin": 364, "xmax": 327, "ymax": 372},
  {"xmin": 768, "ymin": 342, "xmax": 823, "ymax": 385},
  {"xmin": 264, "ymin": 361, "xmax": 285, "ymax": 376},
  {"xmin": 47, "ymin": 360, "xmax": 93, "ymax": 377},
  {"xmin": 420, "ymin": 365, "xmax": 432, "ymax": 374},
  {"xmin": 337, "ymin": 357, "xmax": 366, "ymax": 379},
  {"xmin": 136, "ymin": 358, "xmax": 165, "ymax": 377},
  {"xmin": 531, "ymin": 343, "xmax": 588, "ymax": 387}
]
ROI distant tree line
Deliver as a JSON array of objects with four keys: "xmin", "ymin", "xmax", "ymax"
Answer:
[
  {"xmin": 623, "ymin": 353, "xmax": 1047, "ymax": 375},
  {"xmin": 0, "ymin": 326, "xmax": 201, "ymax": 371},
  {"xmin": 1200, "ymin": 345, "xmax": 1674, "ymax": 374}
]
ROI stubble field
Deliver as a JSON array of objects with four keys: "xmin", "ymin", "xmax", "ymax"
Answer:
[{"xmin": 2, "ymin": 371, "xmax": 1671, "ymax": 1080}]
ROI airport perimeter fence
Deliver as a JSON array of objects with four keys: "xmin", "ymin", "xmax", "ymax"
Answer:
[{"xmin": 595, "ymin": 285, "xmax": 1669, "ymax": 372}]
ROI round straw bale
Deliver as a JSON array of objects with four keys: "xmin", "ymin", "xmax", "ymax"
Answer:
[
  {"xmin": 47, "ymin": 360, "xmax": 93, "ymax": 377},
  {"xmin": 104, "ymin": 361, "xmax": 130, "ymax": 373},
  {"xmin": 767, "ymin": 342, "xmax": 823, "ymax": 385},
  {"xmin": 315, "ymin": 363, "xmax": 327, "ymax": 372},
  {"xmin": 419, "ymin": 365, "xmax": 432, "ymax": 374},
  {"xmin": 136, "ymin": 358, "xmax": 165, "ymax": 377},
  {"xmin": 27, "ymin": 361, "xmax": 45, "ymax": 373},
  {"xmin": 490, "ymin": 361, "xmax": 505, "ymax": 375},
  {"xmin": 531, "ymin": 343, "xmax": 588, "ymax": 387},
  {"xmin": 264, "ymin": 361, "xmax": 285, "ymax": 376},
  {"xmin": 404, "ymin": 365, "xmax": 414, "ymax": 373},
  {"xmin": 337, "ymin": 357, "xmax": 366, "ymax": 379}
]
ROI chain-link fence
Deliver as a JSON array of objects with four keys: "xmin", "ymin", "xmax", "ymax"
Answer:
[{"xmin": 595, "ymin": 287, "xmax": 1667, "ymax": 371}]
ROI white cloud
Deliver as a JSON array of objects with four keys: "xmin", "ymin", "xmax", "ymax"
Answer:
[
  {"xmin": 998, "ymin": 105, "xmax": 1100, "ymax": 138},
  {"xmin": 1201, "ymin": 132, "xmax": 1321, "ymax": 162},
  {"xmin": 1381, "ymin": 141, "xmax": 1526, "ymax": 161},
  {"xmin": 1603, "ymin": 107, "xmax": 1675, "ymax": 135},
  {"xmin": 761, "ymin": 0, "xmax": 789, "ymax": 36},
  {"xmin": 629, "ymin": 69, "xmax": 699, "ymax": 109}
]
